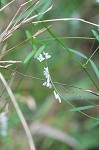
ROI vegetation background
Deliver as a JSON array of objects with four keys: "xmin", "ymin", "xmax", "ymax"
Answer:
[{"xmin": 0, "ymin": 0, "xmax": 99, "ymax": 150}]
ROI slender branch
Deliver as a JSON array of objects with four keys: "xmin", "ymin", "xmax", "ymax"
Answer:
[
  {"xmin": 0, "ymin": 60, "xmax": 22, "ymax": 64},
  {"xmin": 40, "ymin": 36, "xmax": 96, "ymax": 41},
  {"xmin": 0, "ymin": 72, "xmax": 36, "ymax": 150},
  {"xmin": 32, "ymin": 18, "xmax": 99, "ymax": 27},
  {"xmin": 4, "ymin": 67, "xmax": 99, "ymax": 97},
  {"xmin": 0, "ymin": 0, "xmax": 15, "ymax": 12},
  {"xmin": 0, "ymin": 27, "xmax": 49, "ymax": 57}
]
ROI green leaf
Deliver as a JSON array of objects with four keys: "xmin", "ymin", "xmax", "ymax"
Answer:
[
  {"xmin": 69, "ymin": 48, "xmax": 87, "ymax": 59},
  {"xmin": 90, "ymin": 60, "xmax": 99, "ymax": 79},
  {"xmin": 69, "ymin": 48, "xmax": 99, "ymax": 79},
  {"xmin": 26, "ymin": 30, "xmax": 32, "ymax": 44},
  {"xmin": 13, "ymin": 7, "xmax": 36, "ymax": 23},
  {"xmin": 23, "ymin": 49, "xmax": 36, "ymax": 64},
  {"xmin": 37, "ymin": 0, "xmax": 52, "ymax": 20},
  {"xmin": 89, "ymin": 121, "xmax": 99, "ymax": 129},
  {"xmin": 26, "ymin": 30, "xmax": 31, "ymax": 39},
  {"xmin": 92, "ymin": 30, "xmax": 99, "ymax": 41},
  {"xmin": 13, "ymin": 0, "xmax": 46, "ymax": 24},
  {"xmin": 69, "ymin": 105, "xmax": 95, "ymax": 112},
  {"xmin": 34, "ymin": 45, "xmax": 45, "ymax": 58}
]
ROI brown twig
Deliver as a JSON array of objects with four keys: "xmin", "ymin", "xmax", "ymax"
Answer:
[
  {"xmin": 32, "ymin": 18, "xmax": 99, "ymax": 27},
  {"xmin": 0, "ymin": 72, "xmax": 36, "ymax": 150},
  {"xmin": 0, "ymin": 0, "xmax": 15, "ymax": 12},
  {"xmin": 0, "ymin": 26, "xmax": 51, "ymax": 57}
]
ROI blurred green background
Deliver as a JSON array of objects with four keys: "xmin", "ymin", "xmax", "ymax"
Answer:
[{"xmin": 0, "ymin": 0, "xmax": 99, "ymax": 150}]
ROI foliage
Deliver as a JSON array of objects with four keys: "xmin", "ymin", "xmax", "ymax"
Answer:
[{"xmin": 0, "ymin": 0, "xmax": 99, "ymax": 150}]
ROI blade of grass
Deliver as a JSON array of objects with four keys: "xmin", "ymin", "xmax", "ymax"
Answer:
[
  {"xmin": 69, "ymin": 105, "xmax": 96, "ymax": 111},
  {"xmin": 69, "ymin": 48, "xmax": 87, "ymax": 59},
  {"xmin": 90, "ymin": 60, "xmax": 99, "ymax": 79},
  {"xmin": 23, "ymin": 48, "xmax": 36, "ymax": 64},
  {"xmin": 92, "ymin": 30, "xmax": 99, "ymax": 41},
  {"xmin": 12, "ymin": 0, "xmax": 40, "ymax": 24},
  {"xmin": 37, "ymin": 0, "xmax": 52, "ymax": 20},
  {"xmin": 34, "ymin": 45, "xmax": 45, "ymax": 58}
]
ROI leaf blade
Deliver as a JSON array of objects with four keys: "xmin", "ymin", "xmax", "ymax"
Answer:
[
  {"xmin": 23, "ymin": 49, "xmax": 36, "ymax": 64},
  {"xmin": 34, "ymin": 45, "xmax": 45, "ymax": 58},
  {"xmin": 90, "ymin": 60, "xmax": 99, "ymax": 79},
  {"xmin": 69, "ymin": 105, "xmax": 95, "ymax": 112},
  {"xmin": 89, "ymin": 121, "xmax": 99, "ymax": 129},
  {"xmin": 92, "ymin": 30, "xmax": 99, "ymax": 41},
  {"xmin": 69, "ymin": 48, "xmax": 87, "ymax": 59}
]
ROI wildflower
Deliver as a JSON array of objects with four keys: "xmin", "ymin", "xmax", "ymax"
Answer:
[
  {"xmin": 43, "ymin": 80, "xmax": 52, "ymax": 88},
  {"xmin": 37, "ymin": 51, "xmax": 51, "ymax": 62},
  {"xmin": 43, "ymin": 67, "xmax": 49, "ymax": 78},
  {"xmin": 53, "ymin": 91, "xmax": 61, "ymax": 103},
  {"xmin": 43, "ymin": 67, "xmax": 52, "ymax": 88},
  {"xmin": 37, "ymin": 54, "xmax": 45, "ymax": 62},
  {"xmin": 43, "ymin": 51, "xmax": 51, "ymax": 59},
  {"xmin": 0, "ymin": 111, "xmax": 8, "ymax": 136}
]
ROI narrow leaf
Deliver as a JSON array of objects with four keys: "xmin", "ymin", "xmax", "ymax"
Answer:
[
  {"xmin": 13, "ymin": 6, "xmax": 36, "ymax": 23},
  {"xmin": 26, "ymin": 30, "xmax": 32, "ymax": 45},
  {"xmin": 13, "ymin": 0, "xmax": 46, "ymax": 24},
  {"xmin": 89, "ymin": 121, "xmax": 99, "ymax": 129},
  {"xmin": 23, "ymin": 49, "xmax": 36, "ymax": 64},
  {"xmin": 69, "ymin": 105, "xmax": 95, "ymax": 112},
  {"xmin": 69, "ymin": 48, "xmax": 87, "ymax": 59},
  {"xmin": 26, "ymin": 30, "xmax": 31, "ymax": 39},
  {"xmin": 90, "ymin": 60, "xmax": 99, "ymax": 79},
  {"xmin": 92, "ymin": 30, "xmax": 99, "ymax": 41},
  {"xmin": 34, "ymin": 45, "xmax": 45, "ymax": 58},
  {"xmin": 37, "ymin": 0, "xmax": 52, "ymax": 20}
]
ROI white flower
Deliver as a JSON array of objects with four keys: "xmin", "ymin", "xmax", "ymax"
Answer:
[
  {"xmin": 37, "ymin": 51, "xmax": 51, "ymax": 62},
  {"xmin": 0, "ymin": 112, "xmax": 8, "ymax": 136},
  {"xmin": 43, "ymin": 80, "xmax": 52, "ymax": 88},
  {"xmin": 43, "ymin": 51, "xmax": 51, "ymax": 59},
  {"xmin": 37, "ymin": 54, "xmax": 45, "ymax": 62},
  {"xmin": 43, "ymin": 67, "xmax": 52, "ymax": 88},
  {"xmin": 53, "ymin": 91, "xmax": 61, "ymax": 103},
  {"xmin": 43, "ymin": 67, "xmax": 49, "ymax": 78}
]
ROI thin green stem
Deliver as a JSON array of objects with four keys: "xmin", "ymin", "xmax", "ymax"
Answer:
[
  {"xmin": 86, "ymin": 46, "xmax": 99, "ymax": 65},
  {"xmin": 83, "ymin": 67, "xmax": 99, "ymax": 91},
  {"xmin": 42, "ymin": 23, "xmax": 99, "ymax": 90},
  {"xmin": 46, "ymin": 62, "xmax": 99, "ymax": 121},
  {"xmin": 39, "ymin": 36, "xmax": 95, "ymax": 42}
]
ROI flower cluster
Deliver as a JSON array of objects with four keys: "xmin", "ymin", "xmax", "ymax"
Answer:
[
  {"xmin": 0, "ymin": 106, "xmax": 8, "ymax": 137},
  {"xmin": 37, "ymin": 51, "xmax": 61, "ymax": 103},
  {"xmin": 37, "ymin": 51, "xmax": 51, "ymax": 62},
  {"xmin": 53, "ymin": 91, "xmax": 61, "ymax": 103},
  {"xmin": 43, "ymin": 67, "xmax": 52, "ymax": 88},
  {"xmin": 37, "ymin": 51, "xmax": 52, "ymax": 88}
]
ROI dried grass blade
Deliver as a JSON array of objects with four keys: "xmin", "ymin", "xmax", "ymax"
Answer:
[
  {"xmin": 32, "ymin": 18, "xmax": 99, "ymax": 27},
  {"xmin": 0, "ymin": 73, "xmax": 36, "ymax": 150}
]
